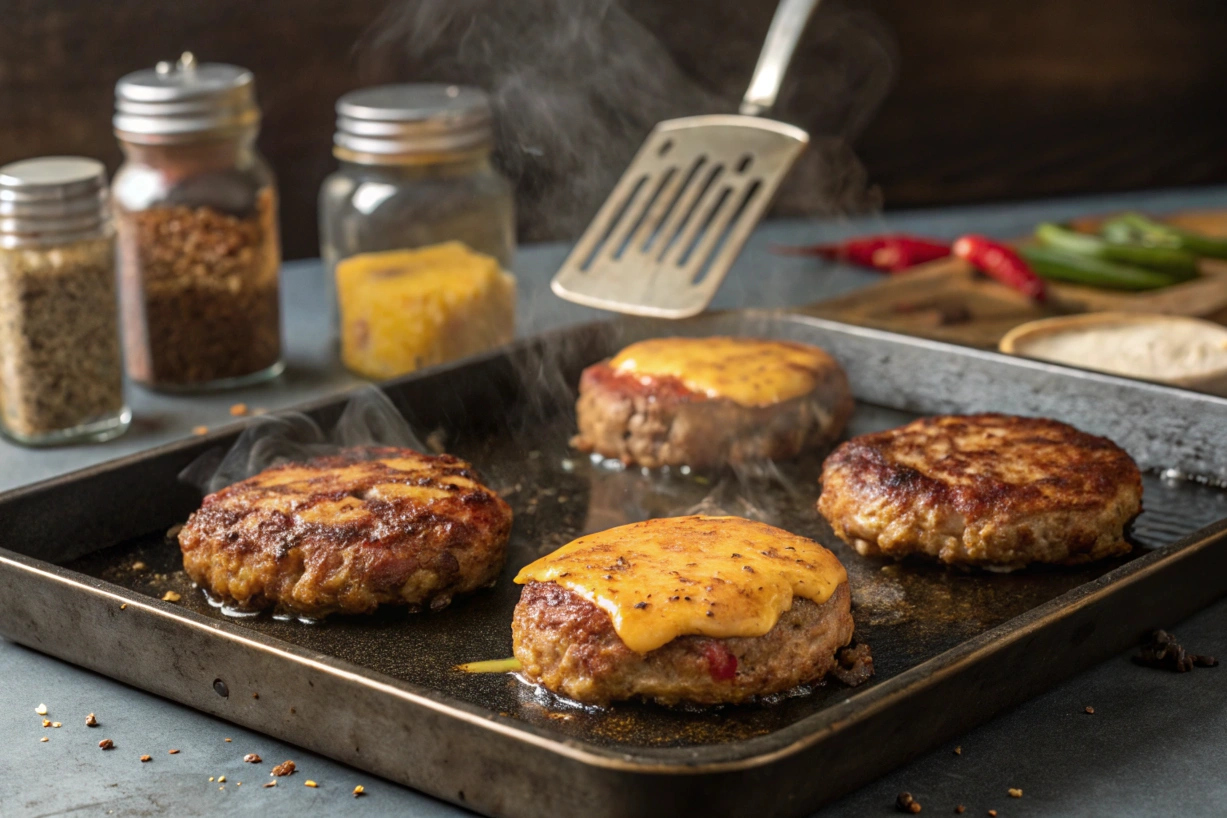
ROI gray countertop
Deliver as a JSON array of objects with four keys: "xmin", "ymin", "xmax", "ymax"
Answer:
[{"xmin": 4, "ymin": 185, "xmax": 1227, "ymax": 817}]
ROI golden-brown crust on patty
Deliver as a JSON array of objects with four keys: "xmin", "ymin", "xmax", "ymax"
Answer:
[
  {"xmin": 817, "ymin": 414, "xmax": 1142, "ymax": 568},
  {"xmin": 511, "ymin": 580, "xmax": 855, "ymax": 706},
  {"xmin": 571, "ymin": 350, "xmax": 853, "ymax": 469},
  {"xmin": 178, "ymin": 447, "xmax": 512, "ymax": 617}
]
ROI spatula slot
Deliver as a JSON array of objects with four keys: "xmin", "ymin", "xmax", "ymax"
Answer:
[
  {"xmin": 610, "ymin": 169, "xmax": 677, "ymax": 261},
  {"xmin": 735, "ymin": 154, "xmax": 754, "ymax": 173},
  {"xmin": 657, "ymin": 163, "xmax": 725, "ymax": 263},
  {"xmin": 639, "ymin": 156, "xmax": 708, "ymax": 256},
  {"xmin": 577, "ymin": 174, "xmax": 648, "ymax": 272},
  {"xmin": 690, "ymin": 180, "xmax": 764, "ymax": 286}
]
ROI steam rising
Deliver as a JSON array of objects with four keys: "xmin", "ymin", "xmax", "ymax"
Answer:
[
  {"xmin": 181, "ymin": 387, "xmax": 425, "ymax": 495},
  {"xmin": 360, "ymin": 0, "xmax": 897, "ymax": 240}
]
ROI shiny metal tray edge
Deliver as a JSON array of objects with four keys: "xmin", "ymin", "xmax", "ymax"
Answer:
[{"xmin": 2, "ymin": 310, "xmax": 1227, "ymax": 818}]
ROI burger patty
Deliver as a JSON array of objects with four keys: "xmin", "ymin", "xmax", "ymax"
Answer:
[
  {"xmin": 817, "ymin": 414, "xmax": 1143, "ymax": 569},
  {"xmin": 571, "ymin": 346, "xmax": 853, "ymax": 469},
  {"xmin": 512, "ymin": 580, "xmax": 855, "ymax": 706},
  {"xmin": 179, "ymin": 446, "xmax": 512, "ymax": 617}
]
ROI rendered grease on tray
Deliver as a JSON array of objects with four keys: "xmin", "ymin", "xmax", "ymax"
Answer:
[
  {"xmin": 609, "ymin": 337, "xmax": 835, "ymax": 407},
  {"xmin": 514, "ymin": 515, "xmax": 846, "ymax": 654}
]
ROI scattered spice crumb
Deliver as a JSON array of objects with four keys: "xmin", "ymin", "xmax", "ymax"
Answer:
[
  {"xmin": 225, "ymin": 738, "xmax": 232, "ymax": 742},
  {"xmin": 166, "ymin": 523, "xmax": 184, "ymax": 540},
  {"xmin": 252, "ymin": 407, "xmax": 268, "ymax": 416},
  {"xmin": 953, "ymin": 745, "xmax": 962, "ymax": 755},
  {"xmin": 209, "ymin": 777, "xmax": 215, "ymax": 782},
  {"xmin": 42, "ymin": 719, "xmax": 50, "ymax": 728},
  {"xmin": 252, "ymin": 692, "xmax": 259, "ymax": 699},
  {"xmin": 305, "ymin": 780, "xmax": 318, "ymax": 788},
  {"xmin": 245, "ymin": 753, "xmax": 262, "ymax": 763},
  {"xmin": 988, "ymin": 811, "xmax": 998, "ymax": 817},
  {"xmin": 1084, "ymin": 706, "xmax": 1095, "ymax": 715},
  {"xmin": 1009, "ymin": 788, "xmax": 1022, "ymax": 798},
  {"xmin": 161, "ymin": 591, "xmax": 181, "ymax": 602},
  {"xmin": 51, "ymin": 722, "xmax": 61, "ymax": 728},
  {"xmin": 219, "ymin": 786, "xmax": 225, "ymax": 791},
  {"xmin": 192, "ymin": 425, "xmax": 209, "ymax": 436},
  {"xmin": 141, "ymin": 755, "xmax": 151, "ymax": 763},
  {"xmin": 35, "ymin": 704, "xmax": 47, "ymax": 715},
  {"xmin": 955, "ymin": 808, "xmax": 965, "ymax": 815},
  {"xmin": 263, "ymin": 781, "xmax": 276, "ymax": 788},
  {"xmin": 230, "ymin": 403, "xmax": 249, "ymax": 416},
  {"xmin": 271, "ymin": 760, "xmax": 296, "ymax": 777},
  {"xmin": 895, "ymin": 792, "xmax": 922, "ymax": 814},
  {"xmin": 1134, "ymin": 629, "xmax": 1218, "ymax": 672},
  {"xmin": 86, "ymin": 713, "xmax": 98, "ymax": 727},
  {"xmin": 39, "ymin": 737, "xmax": 48, "ymax": 743},
  {"xmin": 237, "ymin": 782, "xmax": 241, "ymax": 787},
  {"xmin": 132, "ymin": 561, "xmax": 147, "ymax": 571},
  {"xmin": 218, "ymin": 775, "xmax": 226, "ymax": 783},
  {"xmin": 353, "ymin": 785, "xmax": 365, "ymax": 797},
  {"xmin": 99, "ymin": 739, "xmax": 114, "ymax": 750},
  {"xmin": 168, "ymin": 749, "xmax": 180, "ymax": 755},
  {"xmin": 120, "ymin": 604, "xmax": 127, "ymax": 610}
]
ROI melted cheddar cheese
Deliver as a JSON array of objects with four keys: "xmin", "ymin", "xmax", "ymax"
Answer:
[
  {"xmin": 514, "ymin": 515, "xmax": 847, "ymax": 654},
  {"xmin": 608, "ymin": 337, "xmax": 833, "ymax": 407}
]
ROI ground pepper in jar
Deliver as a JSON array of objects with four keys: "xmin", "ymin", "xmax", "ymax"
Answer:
[
  {"xmin": 0, "ymin": 156, "xmax": 129, "ymax": 445},
  {"xmin": 0, "ymin": 238, "xmax": 126, "ymax": 439},
  {"xmin": 117, "ymin": 188, "xmax": 281, "ymax": 386}
]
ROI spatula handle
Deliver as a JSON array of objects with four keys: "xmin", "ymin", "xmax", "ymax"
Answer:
[{"xmin": 740, "ymin": 0, "xmax": 822, "ymax": 117}]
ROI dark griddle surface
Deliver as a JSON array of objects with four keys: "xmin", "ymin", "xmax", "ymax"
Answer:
[{"xmin": 66, "ymin": 403, "xmax": 1227, "ymax": 751}]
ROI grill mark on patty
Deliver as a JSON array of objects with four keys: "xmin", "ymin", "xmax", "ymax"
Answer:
[{"xmin": 178, "ymin": 446, "xmax": 512, "ymax": 616}]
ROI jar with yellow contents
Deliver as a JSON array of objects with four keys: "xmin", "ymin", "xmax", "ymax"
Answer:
[{"xmin": 319, "ymin": 84, "xmax": 516, "ymax": 380}]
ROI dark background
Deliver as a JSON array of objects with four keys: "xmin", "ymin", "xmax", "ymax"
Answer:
[{"xmin": 3, "ymin": 0, "xmax": 1226, "ymax": 259}]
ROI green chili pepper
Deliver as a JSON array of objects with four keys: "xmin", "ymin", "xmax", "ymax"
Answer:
[
  {"xmin": 1103, "ymin": 213, "xmax": 1227, "ymax": 259},
  {"xmin": 1018, "ymin": 245, "xmax": 1184, "ymax": 291},
  {"xmin": 1034, "ymin": 223, "xmax": 1199, "ymax": 279}
]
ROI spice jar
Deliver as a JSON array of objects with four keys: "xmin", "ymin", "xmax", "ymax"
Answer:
[
  {"xmin": 113, "ymin": 53, "xmax": 283, "ymax": 391},
  {"xmin": 0, "ymin": 157, "xmax": 130, "ymax": 445},
  {"xmin": 319, "ymin": 85, "xmax": 517, "ymax": 379}
]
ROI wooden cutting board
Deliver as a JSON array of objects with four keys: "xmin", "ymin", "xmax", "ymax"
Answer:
[{"xmin": 801, "ymin": 210, "xmax": 1227, "ymax": 349}]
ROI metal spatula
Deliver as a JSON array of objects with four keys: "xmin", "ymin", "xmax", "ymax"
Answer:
[{"xmin": 551, "ymin": 0, "xmax": 821, "ymax": 318}]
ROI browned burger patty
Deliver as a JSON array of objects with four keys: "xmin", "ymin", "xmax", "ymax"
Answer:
[
  {"xmin": 179, "ymin": 446, "xmax": 512, "ymax": 617},
  {"xmin": 572, "ymin": 337, "xmax": 853, "ymax": 469},
  {"xmin": 817, "ymin": 414, "xmax": 1143, "ymax": 569},
  {"xmin": 512, "ymin": 580, "xmax": 855, "ymax": 706}
]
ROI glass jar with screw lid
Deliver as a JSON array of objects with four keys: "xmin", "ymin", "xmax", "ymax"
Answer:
[
  {"xmin": 113, "ymin": 52, "xmax": 283, "ymax": 391},
  {"xmin": 319, "ymin": 84, "xmax": 516, "ymax": 380},
  {"xmin": 0, "ymin": 157, "xmax": 130, "ymax": 445}
]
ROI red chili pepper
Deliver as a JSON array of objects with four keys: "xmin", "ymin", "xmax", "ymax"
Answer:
[
  {"xmin": 952, "ymin": 235, "xmax": 1047, "ymax": 301},
  {"xmin": 771, "ymin": 234, "xmax": 951, "ymax": 272}
]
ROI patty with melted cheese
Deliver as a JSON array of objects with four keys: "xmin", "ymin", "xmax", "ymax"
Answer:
[
  {"xmin": 511, "ymin": 515, "xmax": 866, "ymax": 706},
  {"xmin": 179, "ymin": 447, "xmax": 512, "ymax": 617},
  {"xmin": 571, "ymin": 337, "xmax": 853, "ymax": 469},
  {"xmin": 817, "ymin": 414, "xmax": 1142, "ymax": 569}
]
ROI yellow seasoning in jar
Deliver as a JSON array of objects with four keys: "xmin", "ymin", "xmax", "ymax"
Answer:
[{"xmin": 336, "ymin": 242, "xmax": 516, "ymax": 380}]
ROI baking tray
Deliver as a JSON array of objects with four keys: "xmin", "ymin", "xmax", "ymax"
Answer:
[{"xmin": 3, "ymin": 311, "xmax": 1227, "ymax": 818}]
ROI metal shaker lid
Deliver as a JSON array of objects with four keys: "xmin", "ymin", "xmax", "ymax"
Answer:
[
  {"xmin": 0, "ymin": 156, "xmax": 109, "ymax": 247},
  {"xmin": 334, "ymin": 84, "xmax": 494, "ymax": 159},
  {"xmin": 114, "ymin": 52, "xmax": 260, "ymax": 142}
]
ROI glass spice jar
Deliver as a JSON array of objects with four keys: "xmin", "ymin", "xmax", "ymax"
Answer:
[
  {"xmin": 113, "ymin": 52, "xmax": 283, "ymax": 391},
  {"xmin": 319, "ymin": 83, "xmax": 516, "ymax": 322},
  {"xmin": 0, "ymin": 157, "xmax": 130, "ymax": 445}
]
